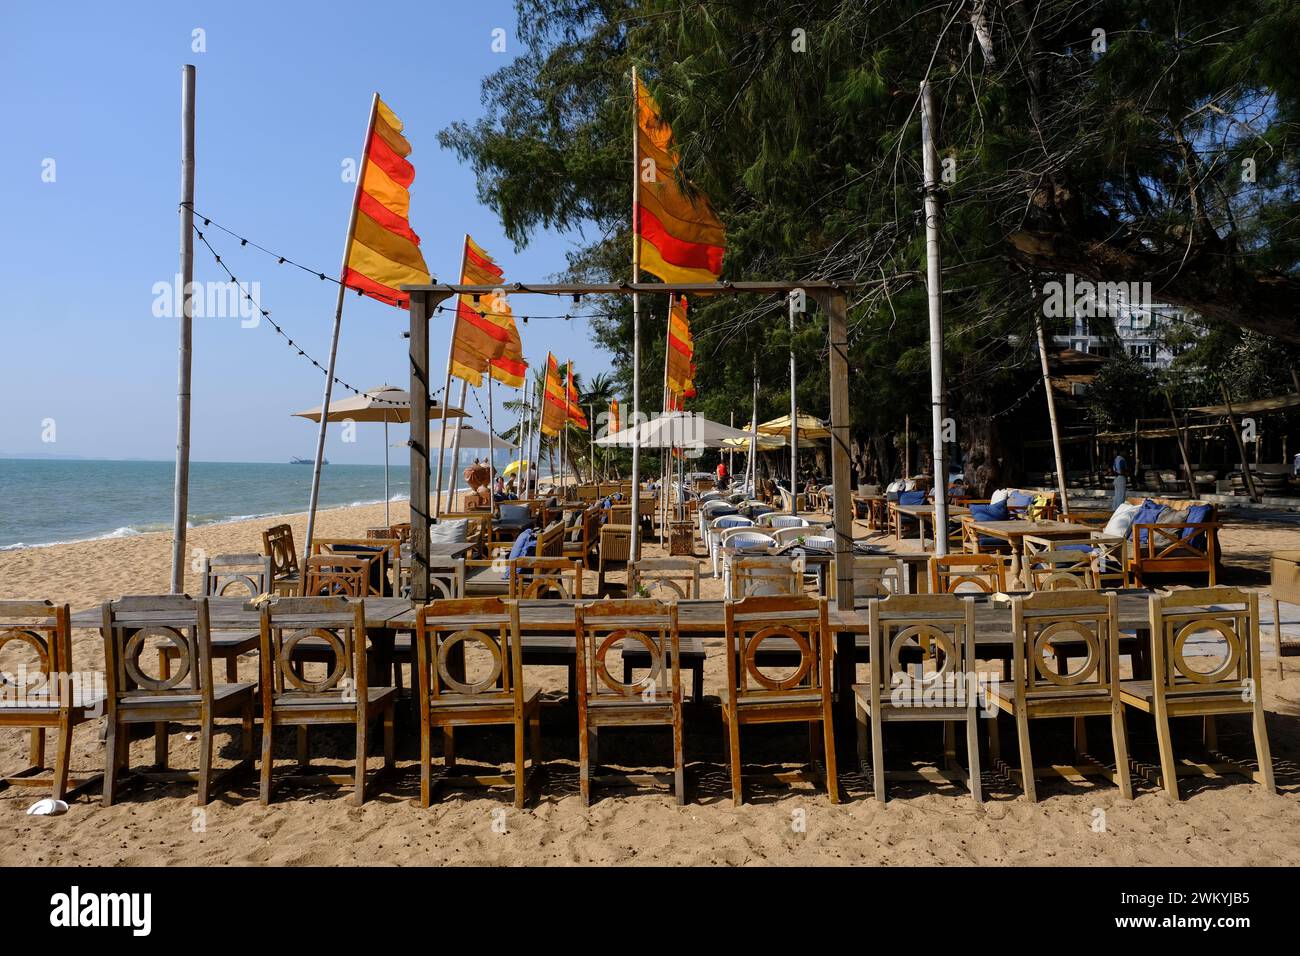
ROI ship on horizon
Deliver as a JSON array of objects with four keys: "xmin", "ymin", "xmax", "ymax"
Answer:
[{"xmin": 290, "ymin": 456, "xmax": 327, "ymax": 465}]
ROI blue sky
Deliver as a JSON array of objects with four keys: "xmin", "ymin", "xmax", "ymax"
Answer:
[{"xmin": 0, "ymin": 0, "xmax": 611, "ymax": 464}]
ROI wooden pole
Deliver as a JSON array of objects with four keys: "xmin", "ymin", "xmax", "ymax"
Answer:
[
  {"xmin": 170, "ymin": 64, "xmax": 196, "ymax": 594},
  {"xmin": 904, "ymin": 414, "xmax": 910, "ymax": 478},
  {"xmin": 408, "ymin": 291, "xmax": 433, "ymax": 601},
  {"xmin": 383, "ymin": 416, "xmax": 390, "ymax": 526},
  {"xmin": 487, "ymin": 363, "xmax": 498, "ymax": 520},
  {"xmin": 1220, "ymin": 381, "xmax": 1260, "ymax": 502},
  {"xmin": 434, "ymin": 236, "xmax": 471, "ymax": 517},
  {"xmin": 305, "ymin": 92, "xmax": 378, "ymax": 559},
  {"xmin": 1035, "ymin": 314, "xmax": 1071, "ymax": 515},
  {"xmin": 749, "ymin": 353, "xmax": 760, "ymax": 492},
  {"xmin": 920, "ymin": 80, "xmax": 949, "ymax": 554},
  {"xmin": 789, "ymin": 292, "xmax": 799, "ymax": 515},
  {"xmin": 629, "ymin": 66, "xmax": 643, "ymax": 560},
  {"xmin": 446, "ymin": 378, "xmax": 470, "ymax": 512},
  {"xmin": 1163, "ymin": 388, "xmax": 1199, "ymax": 501}
]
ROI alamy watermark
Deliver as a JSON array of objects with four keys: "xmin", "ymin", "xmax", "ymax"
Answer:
[{"xmin": 152, "ymin": 274, "xmax": 262, "ymax": 327}]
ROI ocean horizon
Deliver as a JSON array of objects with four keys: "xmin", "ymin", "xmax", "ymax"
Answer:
[{"xmin": 0, "ymin": 456, "xmax": 536, "ymax": 550}]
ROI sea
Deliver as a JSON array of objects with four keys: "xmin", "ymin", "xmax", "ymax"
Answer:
[{"xmin": 0, "ymin": 458, "xmax": 529, "ymax": 550}]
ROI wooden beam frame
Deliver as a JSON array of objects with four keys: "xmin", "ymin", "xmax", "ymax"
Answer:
[{"xmin": 403, "ymin": 280, "xmax": 858, "ymax": 609}]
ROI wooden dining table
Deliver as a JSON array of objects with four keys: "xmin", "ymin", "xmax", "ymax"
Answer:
[
  {"xmin": 73, "ymin": 590, "xmax": 1156, "ymax": 738},
  {"xmin": 894, "ymin": 504, "xmax": 971, "ymax": 549},
  {"xmin": 965, "ymin": 519, "xmax": 1091, "ymax": 583}
]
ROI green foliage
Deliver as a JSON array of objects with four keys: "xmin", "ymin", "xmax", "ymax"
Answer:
[{"xmin": 441, "ymin": 0, "xmax": 1300, "ymax": 474}]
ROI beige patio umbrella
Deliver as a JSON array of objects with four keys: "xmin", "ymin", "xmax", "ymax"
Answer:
[
  {"xmin": 293, "ymin": 384, "xmax": 467, "ymax": 525},
  {"xmin": 750, "ymin": 411, "xmax": 831, "ymax": 440}
]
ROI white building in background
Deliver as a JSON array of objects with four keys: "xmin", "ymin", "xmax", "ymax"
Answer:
[{"xmin": 1056, "ymin": 303, "xmax": 1193, "ymax": 370}]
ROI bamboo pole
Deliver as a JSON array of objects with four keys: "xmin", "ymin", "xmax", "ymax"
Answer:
[
  {"xmin": 305, "ymin": 92, "xmax": 378, "ymax": 559},
  {"xmin": 434, "ymin": 237, "xmax": 471, "ymax": 516},
  {"xmin": 170, "ymin": 64, "xmax": 196, "ymax": 594},
  {"xmin": 920, "ymin": 80, "xmax": 949, "ymax": 554},
  {"xmin": 1220, "ymin": 381, "xmax": 1260, "ymax": 502},
  {"xmin": 1163, "ymin": 388, "xmax": 1199, "ymax": 501},
  {"xmin": 629, "ymin": 66, "xmax": 643, "ymax": 560},
  {"xmin": 487, "ymin": 361, "xmax": 497, "ymax": 520},
  {"xmin": 1035, "ymin": 314, "xmax": 1071, "ymax": 515},
  {"xmin": 789, "ymin": 292, "xmax": 799, "ymax": 514}
]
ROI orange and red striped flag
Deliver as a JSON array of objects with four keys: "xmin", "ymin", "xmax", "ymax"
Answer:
[
  {"xmin": 609, "ymin": 399, "xmax": 620, "ymax": 434},
  {"xmin": 665, "ymin": 295, "xmax": 695, "ymax": 401},
  {"xmin": 341, "ymin": 97, "xmax": 430, "ymax": 308},
  {"xmin": 566, "ymin": 361, "xmax": 589, "ymax": 430},
  {"xmin": 450, "ymin": 235, "xmax": 527, "ymax": 388},
  {"xmin": 540, "ymin": 353, "xmax": 568, "ymax": 437},
  {"xmin": 635, "ymin": 78, "xmax": 725, "ymax": 284}
]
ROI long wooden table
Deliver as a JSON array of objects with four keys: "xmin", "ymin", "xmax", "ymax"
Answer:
[{"xmin": 72, "ymin": 591, "xmax": 1156, "ymax": 742}]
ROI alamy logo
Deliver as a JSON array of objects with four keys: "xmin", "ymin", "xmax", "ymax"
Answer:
[
  {"xmin": 49, "ymin": 886, "xmax": 152, "ymax": 936},
  {"xmin": 1040, "ymin": 275, "xmax": 1168, "ymax": 319}
]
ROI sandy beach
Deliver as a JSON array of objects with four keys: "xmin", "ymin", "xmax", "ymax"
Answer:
[{"xmin": 0, "ymin": 500, "xmax": 1297, "ymax": 866}]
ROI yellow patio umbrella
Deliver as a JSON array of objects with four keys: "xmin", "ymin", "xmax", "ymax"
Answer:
[
  {"xmin": 750, "ymin": 411, "xmax": 831, "ymax": 440},
  {"xmin": 503, "ymin": 459, "xmax": 530, "ymax": 478}
]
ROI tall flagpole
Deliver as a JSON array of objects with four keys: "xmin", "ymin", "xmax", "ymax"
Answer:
[
  {"xmin": 630, "ymin": 66, "xmax": 643, "ymax": 560},
  {"xmin": 170, "ymin": 64, "xmax": 196, "ymax": 594},
  {"xmin": 434, "ymin": 235, "xmax": 471, "ymax": 516},
  {"xmin": 661, "ymin": 294, "xmax": 674, "ymax": 541},
  {"xmin": 486, "ymin": 361, "xmax": 498, "ymax": 520},
  {"xmin": 447, "ymin": 378, "xmax": 471, "ymax": 512},
  {"xmin": 305, "ymin": 91, "xmax": 378, "ymax": 559}
]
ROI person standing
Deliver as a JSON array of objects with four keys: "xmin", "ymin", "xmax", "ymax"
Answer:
[{"xmin": 1111, "ymin": 451, "xmax": 1129, "ymax": 510}]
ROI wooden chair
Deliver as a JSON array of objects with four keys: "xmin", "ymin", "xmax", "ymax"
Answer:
[
  {"xmin": 535, "ymin": 520, "xmax": 565, "ymax": 558},
  {"xmin": 414, "ymin": 598, "xmax": 542, "ymax": 808},
  {"xmin": 262, "ymin": 523, "xmax": 300, "ymax": 596},
  {"xmin": 1121, "ymin": 588, "xmax": 1274, "ymax": 799},
  {"xmin": 312, "ymin": 538, "xmax": 400, "ymax": 596},
  {"xmin": 256, "ymin": 596, "xmax": 395, "ymax": 805},
  {"xmin": 1022, "ymin": 549, "xmax": 1099, "ymax": 591},
  {"xmin": 575, "ymin": 599, "xmax": 685, "ymax": 804},
  {"xmin": 301, "ymin": 554, "xmax": 373, "ymax": 597},
  {"xmin": 392, "ymin": 559, "xmax": 466, "ymax": 689},
  {"xmin": 847, "ymin": 556, "xmax": 907, "ymax": 602},
  {"xmin": 173, "ymin": 553, "xmax": 271, "ymax": 682},
  {"xmin": 629, "ymin": 558, "xmax": 700, "ymax": 600},
  {"xmin": 727, "ymin": 554, "xmax": 804, "ymax": 599},
  {"xmin": 0, "ymin": 600, "xmax": 102, "ymax": 800},
  {"xmin": 1024, "ymin": 533, "xmax": 1128, "ymax": 589},
  {"xmin": 855, "ymin": 593, "xmax": 981, "ymax": 802},
  {"xmin": 929, "ymin": 553, "xmax": 1007, "ymax": 594},
  {"xmin": 388, "ymin": 522, "xmax": 413, "ymax": 544},
  {"xmin": 511, "ymin": 557, "xmax": 584, "ymax": 600},
  {"xmin": 722, "ymin": 595, "xmax": 839, "ymax": 805},
  {"xmin": 101, "ymin": 595, "xmax": 256, "ymax": 806},
  {"xmin": 623, "ymin": 559, "xmax": 705, "ymax": 703},
  {"xmin": 439, "ymin": 513, "xmax": 492, "ymax": 558},
  {"xmin": 562, "ymin": 506, "xmax": 601, "ymax": 567},
  {"xmin": 597, "ymin": 523, "xmax": 634, "ymax": 594},
  {"xmin": 986, "ymin": 590, "xmax": 1131, "ymax": 801}
]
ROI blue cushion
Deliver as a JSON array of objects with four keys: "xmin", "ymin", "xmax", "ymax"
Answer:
[
  {"xmin": 508, "ymin": 528, "xmax": 537, "ymax": 561},
  {"xmin": 499, "ymin": 503, "xmax": 531, "ymax": 524},
  {"xmin": 1182, "ymin": 503, "xmax": 1211, "ymax": 535},
  {"xmin": 1056, "ymin": 543, "xmax": 1094, "ymax": 553},
  {"xmin": 1131, "ymin": 499, "xmax": 1166, "ymax": 547},
  {"xmin": 898, "ymin": 490, "xmax": 927, "ymax": 505},
  {"xmin": 969, "ymin": 500, "xmax": 1010, "ymax": 522},
  {"xmin": 1008, "ymin": 491, "xmax": 1034, "ymax": 509}
]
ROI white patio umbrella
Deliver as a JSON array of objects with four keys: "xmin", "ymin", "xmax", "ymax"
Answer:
[
  {"xmin": 293, "ymin": 384, "xmax": 467, "ymax": 525},
  {"xmin": 596, "ymin": 411, "xmax": 749, "ymax": 449}
]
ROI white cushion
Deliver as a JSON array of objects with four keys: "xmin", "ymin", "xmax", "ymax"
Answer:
[
  {"xmin": 1102, "ymin": 502, "xmax": 1142, "ymax": 538},
  {"xmin": 990, "ymin": 488, "xmax": 1010, "ymax": 504},
  {"xmin": 430, "ymin": 519, "xmax": 468, "ymax": 543}
]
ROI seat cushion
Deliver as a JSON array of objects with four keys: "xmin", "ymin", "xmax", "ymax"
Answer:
[
  {"xmin": 969, "ymin": 501, "xmax": 1010, "ymax": 522},
  {"xmin": 898, "ymin": 490, "xmax": 927, "ymax": 506},
  {"xmin": 430, "ymin": 519, "xmax": 469, "ymax": 544}
]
